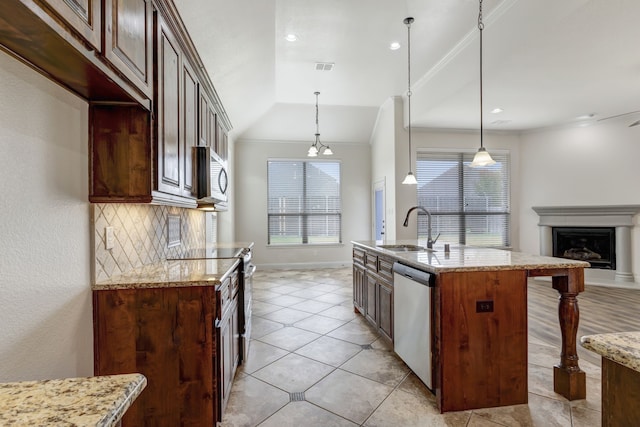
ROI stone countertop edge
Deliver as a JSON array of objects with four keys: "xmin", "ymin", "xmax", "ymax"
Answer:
[
  {"xmin": 0, "ymin": 373, "xmax": 146, "ymax": 426},
  {"xmin": 92, "ymin": 258, "xmax": 241, "ymax": 291},
  {"xmin": 351, "ymin": 240, "xmax": 590, "ymax": 274},
  {"xmin": 580, "ymin": 331, "xmax": 640, "ymax": 372}
]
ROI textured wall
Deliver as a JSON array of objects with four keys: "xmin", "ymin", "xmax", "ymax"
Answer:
[
  {"xmin": 92, "ymin": 204, "xmax": 207, "ymax": 282},
  {"xmin": 0, "ymin": 51, "xmax": 93, "ymax": 381}
]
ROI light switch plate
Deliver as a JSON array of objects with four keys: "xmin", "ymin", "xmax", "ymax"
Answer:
[{"xmin": 105, "ymin": 226, "xmax": 115, "ymax": 250}]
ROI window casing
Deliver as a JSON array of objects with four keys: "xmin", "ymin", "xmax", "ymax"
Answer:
[
  {"xmin": 267, "ymin": 160, "xmax": 341, "ymax": 245},
  {"xmin": 415, "ymin": 151, "xmax": 510, "ymax": 247}
]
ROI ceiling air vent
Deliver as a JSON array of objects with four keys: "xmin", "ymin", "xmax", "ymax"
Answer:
[{"xmin": 315, "ymin": 62, "xmax": 334, "ymax": 71}]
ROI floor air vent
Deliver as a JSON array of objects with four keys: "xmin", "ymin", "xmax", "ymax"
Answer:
[{"xmin": 289, "ymin": 392, "xmax": 305, "ymax": 402}]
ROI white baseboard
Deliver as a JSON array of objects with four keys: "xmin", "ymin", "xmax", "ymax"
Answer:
[{"xmin": 256, "ymin": 261, "xmax": 351, "ymax": 270}]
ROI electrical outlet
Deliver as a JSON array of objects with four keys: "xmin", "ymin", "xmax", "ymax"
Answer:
[
  {"xmin": 476, "ymin": 300, "xmax": 494, "ymax": 313},
  {"xmin": 105, "ymin": 226, "xmax": 115, "ymax": 250}
]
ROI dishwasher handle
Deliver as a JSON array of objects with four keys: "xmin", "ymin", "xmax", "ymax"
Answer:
[{"xmin": 393, "ymin": 262, "xmax": 433, "ymax": 286}]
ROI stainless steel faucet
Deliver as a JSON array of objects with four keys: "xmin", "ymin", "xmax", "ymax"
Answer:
[{"xmin": 403, "ymin": 206, "xmax": 439, "ymax": 249}]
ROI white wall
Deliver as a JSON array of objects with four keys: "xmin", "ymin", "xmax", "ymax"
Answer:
[
  {"xmin": 519, "ymin": 122, "xmax": 640, "ymax": 282},
  {"xmin": 370, "ymin": 97, "xmax": 399, "ymax": 240},
  {"xmin": 0, "ymin": 52, "xmax": 93, "ymax": 381},
  {"xmin": 369, "ymin": 97, "xmax": 522, "ymax": 247},
  {"xmin": 234, "ymin": 140, "xmax": 371, "ymax": 268}
]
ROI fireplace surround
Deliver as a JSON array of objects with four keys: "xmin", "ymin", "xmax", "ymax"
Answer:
[{"xmin": 533, "ymin": 205, "xmax": 640, "ymax": 282}]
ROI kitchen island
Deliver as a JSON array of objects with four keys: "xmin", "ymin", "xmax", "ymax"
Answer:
[
  {"xmin": 0, "ymin": 373, "xmax": 146, "ymax": 426},
  {"xmin": 352, "ymin": 240, "xmax": 589, "ymax": 413}
]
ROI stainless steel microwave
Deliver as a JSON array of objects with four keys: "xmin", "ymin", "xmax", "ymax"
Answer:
[{"xmin": 193, "ymin": 146, "xmax": 228, "ymax": 204}]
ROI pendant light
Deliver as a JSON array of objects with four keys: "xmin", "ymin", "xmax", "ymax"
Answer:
[
  {"xmin": 402, "ymin": 17, "xmax": 418, "ymax": 185},
  {"xmin": 307, "ymin": 91, "xmax": 333, "ymax": 157},
  {"xmin": 470, "ymin": 0, "xmax": 496, "ymax": 168}
]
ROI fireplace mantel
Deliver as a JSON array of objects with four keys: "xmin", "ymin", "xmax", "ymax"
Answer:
[{"xmin": 532, "ymin": 205, "xmax": 640, "ymax": 282}]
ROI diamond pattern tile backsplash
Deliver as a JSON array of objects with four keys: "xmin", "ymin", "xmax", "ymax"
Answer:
[{"xmin": 92, "ymin": 204, "xmax": 207, "ymax": 282}]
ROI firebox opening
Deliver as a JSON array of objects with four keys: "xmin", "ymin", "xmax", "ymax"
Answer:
[{"xmin": 552, "ymin": 227, "xmax": 616, "ymax": 270}]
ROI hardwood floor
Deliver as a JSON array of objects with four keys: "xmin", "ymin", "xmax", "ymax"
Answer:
[{"xmin": 528, "ymin": 279, "xmax": 640, "ymax": 366}]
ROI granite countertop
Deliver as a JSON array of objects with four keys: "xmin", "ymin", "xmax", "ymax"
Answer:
[
  {"xmin": 580, "ymin": 332, "xmax": 640, "ymax": 372},
  {"xmin": 93, "ymin": 258, "xmax": 241, "ymax": 290},
  {"xmin": 0, "ymin": 373, "xmax": 146, "ymax": 426},
  {"xmin": 352, "ymin": 240, "xmax": 589, "ymax": 273}
]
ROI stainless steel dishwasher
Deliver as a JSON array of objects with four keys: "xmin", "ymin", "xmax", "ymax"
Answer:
[{"xmin": 393, "ymin": 262, "xmax": 434, "ymax": 389}]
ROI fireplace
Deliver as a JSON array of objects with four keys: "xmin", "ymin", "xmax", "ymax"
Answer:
[
  {"xmin": 532, "ymin": 205, "xmax": 640, "ymax": 283},
  {"xmin": 552, "ymin": 227, "xmax": 615, "ymax": 270}
]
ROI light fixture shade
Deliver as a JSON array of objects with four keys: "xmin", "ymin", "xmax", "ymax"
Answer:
[
  {"xmin": 470, "ymin": 147, "xmax": 496, "ymax": 167},
  {"xmin": 307, "ymin": 145, "xmax": 318, "ymax": 157},
  {"xmin": 402, "ymin": 171, "xmax": 418, "ymax": 185},
  {"xmin": 322, "ymin": 146, "xmax": 333, "ymax": 155}
]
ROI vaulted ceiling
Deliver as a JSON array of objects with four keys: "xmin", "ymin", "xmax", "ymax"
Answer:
[{"xmin": 174, "ymin": 0, "xmax": 640, "ymax": 144}]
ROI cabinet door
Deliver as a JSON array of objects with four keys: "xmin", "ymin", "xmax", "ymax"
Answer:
[
  {"xmin": 353, "ymin": 264, "xmax": 365, "ymax": 314},
  {"xmin": 182, "ymin": 59, "xmax": 198, "ymax": 196},
  {"xmin": 43, "ymin": 0, "xmax": 101, "ymax": 50},
  {"xmin": 199, "ymin": 92, "xmax": 210, "ymax": 146},
  {"xmin": 156, "ymin": 15, "xmax": 182, "ymax": 196},
  {"xmin": 218, "ymin": 294, "xmax": 240, "ymax": 422},
  {"xmin": 216, "ymin": 120, "xmax": 228, "ymax": 161},
  {"xmin": 231, "ymin": 294, "xmax": 240, "ymax": 372},
  {"xmin": 365, "ymin": 272, "xmax": 377, "ymax": 325},
  {"xmin": 104, "ymin": 0, "xmax": 153, "ymax": 98},
  {"xmin": 378, "ymin": 281, "xmax": 393, "ymax": 341}
]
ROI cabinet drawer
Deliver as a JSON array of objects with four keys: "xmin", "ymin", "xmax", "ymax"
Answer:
[
  {"xmin": 378, "ymin": 257, "xmax": 394, "ymax": 282},
  {"xmin": 365, "ymin": 253, "xmax": 378, "ymax": 271},
  {"xmin": 353, "ymin": 247, "xmax": 366, "ymax": 265}
]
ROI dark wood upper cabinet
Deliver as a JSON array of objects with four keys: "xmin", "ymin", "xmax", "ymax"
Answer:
[
  {"xmin": 156, "ymin": 14, "xmax": 182, "ymax": 197},
  {"xmin": 3, "ymin": 0, "xmax": 232, "ymax": 208},
  {"xmin": 216, "ymin": 118, "xmax": 228, "ymax": 162},
  {"xmin": 182, "ymin": 58, "xmax": 198, "ymax": 195},
  {"xmin": 103, "ymin": 0, "xmax": 153, "ymax": 99},
  {"xmin": 42, "ymin": 0, "xmax": 101, "ymax": 50},
  {"xmin": 199, "ymin": 91, "xmax": 213, "ymax": 147},
  {"xmin": 1, "ymin": 0, "xmax": 148, "ymax": 107}
]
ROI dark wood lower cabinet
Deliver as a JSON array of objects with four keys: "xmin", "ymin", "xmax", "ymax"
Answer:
[
  {"xmin": 352, "ymin": 248, "xmax": 394, "ymax": 344},
  {"xmin": 378, "ymin": 281, "xmax": 393, "ymax": 341},
  {"xmin": 93, "ymin": 267, "xmax": 242, "ymax": 426},
  {"xmin": 365, "ymin": 271, "xmax": 377, "ymax": 325},
  {"xmin": 217, "ymin": 287, "xmax": 239, "ymax": 419},
  {"xmin": 352, "ymin": 264, "xmax": 365, "ymax": 313},
  {"xmin": 93, "ymin": 286, "xmax": 216, "ymax": 426},
  {"xmin": 601, "ymin": 357, "xmax": 640, "ymax": 426}
]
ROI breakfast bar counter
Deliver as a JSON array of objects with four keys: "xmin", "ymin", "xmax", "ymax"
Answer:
[
  {"xmin": 352, "ymin": 240, "xmax": 590, "ymax": 412},
  {"xmin": 581, "ymin": 332, "xmax": 640, "ymax": 426},
  {"xmin": 0, "ymin": 373, "xmax": 146, "ymax": 426}
]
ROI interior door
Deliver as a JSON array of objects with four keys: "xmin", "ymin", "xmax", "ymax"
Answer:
[{"xmin": 373, "ymin": 179, "xmax": 386, "ymax": 243}]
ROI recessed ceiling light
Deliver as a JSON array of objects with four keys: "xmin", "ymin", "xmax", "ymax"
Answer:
[
  {"xmin": 285, "ymin": 34, "xmax": 297, "ymax": 42},
  {"xmin": 576, "ymin": 113, "xmax": 595, "ymax": 120},
  {"xmin": 490, "ymin": 108, "xmax": 504, "ymax": 114},
  {"xmin": 390, "ymin": 42, "xmax": 401, "ymax": 50}
]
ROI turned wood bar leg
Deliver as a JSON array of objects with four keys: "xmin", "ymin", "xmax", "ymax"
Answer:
[{"xmin": 552, "ymin": 273, "xmax": 586, "ymax": 400}]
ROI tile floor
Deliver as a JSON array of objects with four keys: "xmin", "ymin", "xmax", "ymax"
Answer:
[{"xmin": 221, "ymin": 268, "xmax": 602, "ymax": 426}]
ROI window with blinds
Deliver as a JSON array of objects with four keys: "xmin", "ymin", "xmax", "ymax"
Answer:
[
  {"xmin": 267, "ymin": 160, "xmax": 341, "ymax": 245},
  {"xmin": 415, "ymin": 151, "xmax": 510, "ymax": 247}
]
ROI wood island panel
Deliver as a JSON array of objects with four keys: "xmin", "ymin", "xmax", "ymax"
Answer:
[{"xmin": 436, "ymin": 270, "xmax": 528, "ymax": 412}]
